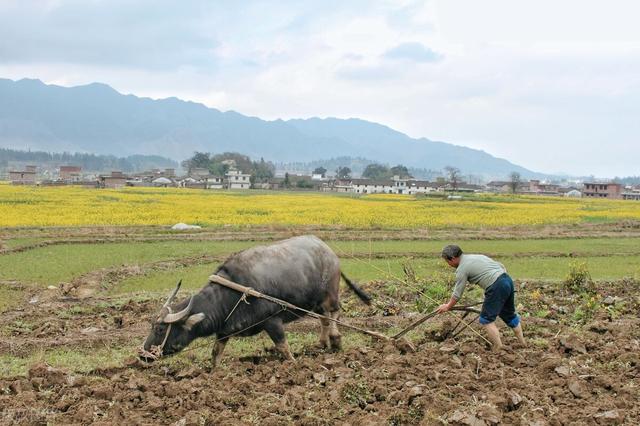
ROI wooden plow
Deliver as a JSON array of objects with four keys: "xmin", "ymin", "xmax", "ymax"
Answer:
[{"xmin": 208, "ymin": 274, "xmax": 483, "ymax": 353}]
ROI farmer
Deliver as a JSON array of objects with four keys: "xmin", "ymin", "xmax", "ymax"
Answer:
[{"xmin": 436, "ymin": 245, "xmax": 525, "ymax": 351}]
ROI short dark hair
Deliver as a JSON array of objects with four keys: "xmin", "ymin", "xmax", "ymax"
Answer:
[{"xmin": 441, "ymin": 244, "xmax": 463, "ymax": 260}]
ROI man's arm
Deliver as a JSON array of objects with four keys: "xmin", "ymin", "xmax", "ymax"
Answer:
[{"xmin": 437, "ymin": 271, "xmax": 467, "ymax": 313}]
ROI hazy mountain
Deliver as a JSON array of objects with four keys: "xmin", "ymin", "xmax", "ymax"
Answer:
[
  {"xmin": 0, "ymin": 148, "xmax": 177, "ymax": 173},
  {"xmin": 0, "ymin": 78, "xmax": 546, "ymax": 178}
]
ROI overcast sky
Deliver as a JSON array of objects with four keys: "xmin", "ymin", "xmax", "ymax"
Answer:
[{"xmin": 1, "ymin": 0, "xmax": 639, "ymax": 177}]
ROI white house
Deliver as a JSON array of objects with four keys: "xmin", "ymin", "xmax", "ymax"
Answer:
[
  {"xmin": 152, "ymin": 177, "xmax": 174, "ymax": 187},
  {"xmin": 226, "ymin": 169, "xmax": 251, "ymax": 190},
  {"xmin": 351, "ymin": 179, "xmax": 394, "ymax": 194},
  {"xmin": 391, "ymin": 175, "xmax": 409, "ymax": 194},
  {"xmin": 206, "ymin": 176, "xmax": 224, "ymax": 189},
  {"xmin": 407, "ymin": 180, "xmax": 438, "ymax": 195}
]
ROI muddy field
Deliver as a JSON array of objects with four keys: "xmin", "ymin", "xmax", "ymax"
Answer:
[
  {"xmin": 0, "ymin": 226, "xmax": 639, "ymax": 425},
  {"xmin": 1, "ymin": 271, "xmax": 638, "ymax": 425}
]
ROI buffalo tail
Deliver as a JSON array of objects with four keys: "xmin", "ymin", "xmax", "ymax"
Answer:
[{"xmin": 341, "ymin": 272, "xmax": 372, "ymax": 305}]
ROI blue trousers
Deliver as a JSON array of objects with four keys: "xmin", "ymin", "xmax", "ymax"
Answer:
[{"xmin": 479, "ymin": 273, "xmax": 520, "ymax": 328}]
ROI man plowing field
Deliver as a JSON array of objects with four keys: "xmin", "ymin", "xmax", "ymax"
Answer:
[{"xmin": 436, "ymin": 245, "xmax": 526, "ymax": 351}]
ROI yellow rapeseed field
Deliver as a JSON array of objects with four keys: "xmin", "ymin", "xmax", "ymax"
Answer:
[{"xmin": 1, "ymin": 185, "xmax": 639, "ymax": 228}]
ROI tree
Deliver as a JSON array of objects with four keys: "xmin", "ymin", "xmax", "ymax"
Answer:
[
  {"xmin": 362, "ymin": 163, "xmax": 390, "ymax": 180},
  {"xmin": 390, "ymin": 164, "xmax": 411, "ymax": 178},
  {"xmin": 509, "ymin": 171, "xmax": 521, "ymax": 194},
  {"xmin": 253, "ymin": 157, "xmax": 275, "ymax": 183},
  {"xmin": 335, "ymin": 166, "xmax": 352, "ymax": 180},
  {"xmin": 444, "ymin": 166, "xmax": 461, "ymax": 191},
  {"xmin": 296, "ymin": 179, "xmax": 314, "ymax": 189},
  {"xmin": 210, "ymin": 152, "xmax": 253, "ymax": 173},
  {"xmin": 312, "ymin": 166, "xmax": 327, "ymax": 177},
  {"xmin": 283, "ymin": 172, "xmax": 291, "ymax": 188},
  {"xmin": 181, "ymin": 152, "xmax": 210, "ymax": 173}
]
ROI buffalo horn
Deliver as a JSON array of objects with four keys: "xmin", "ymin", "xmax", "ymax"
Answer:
[
  {"xmin": 163, "ymin": 280, "xmax": 182, "ymax": 309},
  {"xmin": 163, "ymin": 296, "xmax": 194, "ymax": 323}
]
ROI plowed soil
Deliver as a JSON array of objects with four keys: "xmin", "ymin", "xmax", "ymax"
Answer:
[{"xmin": 1, "ymin": 277, "xmax": 639, "ymax": 425}]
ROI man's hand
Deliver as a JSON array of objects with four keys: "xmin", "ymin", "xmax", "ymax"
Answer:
[
  {"xmin": 436, "ymin": 303, "xmax": 450, "ymax": 314},
  {"xmin": 436, "ymin": 297, "xmax": 458, "ymax": 314}
]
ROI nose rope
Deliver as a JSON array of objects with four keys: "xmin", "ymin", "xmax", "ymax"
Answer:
[
  {"xmin": 138, "ymin": 306, "xmax": 174, "ymax": 360},
  {"xmin": 156, "ymin": 306, "xmax": 174, "ymax": 354}
]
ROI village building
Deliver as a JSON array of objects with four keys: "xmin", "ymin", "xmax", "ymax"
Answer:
[
  {"xmin": 9, "ymin": 165, "xmax": 37, "ymax": 185},
  {"xmin": 206, "ymin": 175, "xmax": 224, "ymax": 189},
  {"xmin": 59, "ymin": 165, "xmax": 82, "ymax": 182},
  {"xmin": 226, "ymin": 169, "xmax": 251, "ymax": 190},
  {"xmin": 350, "ymin": 176, "xmax": 414, "ymax": 194},
  {"xmin": 528, "ymin": 180, "xmax": 561, "ymax": 195},
  {"xmin": 351, "ymin": 179, "xmax": 394, "ymax": 194},
  {"xmin": 406, "ymin": 180, "xmax": 438, "ymax": 194},
  {"xmin": 564, "ymin": 189, "xmax": 583, "ymax": 198},
  {"xmin": 486, "ymin": 181, "xmax": 511, "ymax": 193},
  {"xmin": 582, "ymin": 182, "xmax": 623, "ymax": 199},
  {"xmin": 391, "ymin": 175, "xmax": 410, "ymax": 194},
  {"xmin": 329, "ymin": 179, "xmax": 352, "ymax": 193},
  {"xmin": 151, "ymin": 177, "xmax": 175, "ymax": 187},
  {"xmin": 622, "ymin": 187, "xmax": 640, "ymax": 200},
  {"xmin": 99, "ymin": 171, "xmax": 127, "ymax": 189}
]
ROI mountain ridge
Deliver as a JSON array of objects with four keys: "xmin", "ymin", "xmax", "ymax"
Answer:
[{"xmin": 0, "ymin": 78, "xmax": 549, "ymax": 179}]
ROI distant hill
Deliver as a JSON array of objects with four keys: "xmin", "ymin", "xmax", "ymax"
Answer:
[
  {"xmin": 0, "ymin": 148, "xmax": 177, "ymax": 173},
  {"xmin": 0, "ymin": 78, "xmax": 548, "ymax": 179}
]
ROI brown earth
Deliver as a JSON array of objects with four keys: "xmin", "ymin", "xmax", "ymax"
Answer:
[{"xmin": 1, "ymin": 275, "xmax": 639, "ymax": 425}]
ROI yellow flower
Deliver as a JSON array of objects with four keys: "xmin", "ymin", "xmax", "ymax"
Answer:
[{"xmin": 0, "ymin": 186, "xmax": 639, "ymax": 228}]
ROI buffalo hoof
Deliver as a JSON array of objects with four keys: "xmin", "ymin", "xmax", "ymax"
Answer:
[
  {"xmin": 329, "ymin": 335, "xmax": 342, "ymax": 351},
  {"xmin": 315, "ymin": 340, "xmax": 330, "ymax": 350}
]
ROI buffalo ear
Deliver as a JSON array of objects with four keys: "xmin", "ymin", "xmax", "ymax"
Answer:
[{"xmin": 183, "ymin": 313, "xmax": 206, "ymax": 330}]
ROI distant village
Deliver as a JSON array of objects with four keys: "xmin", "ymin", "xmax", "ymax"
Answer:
[{"xmin": 4, "ymin": 163, "xmax": 640, "ymax": 201}]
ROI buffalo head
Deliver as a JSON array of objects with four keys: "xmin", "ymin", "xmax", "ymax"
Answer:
[{"xmin": 139, "ymin": 280, "xmax": 206, "ymax": 362}]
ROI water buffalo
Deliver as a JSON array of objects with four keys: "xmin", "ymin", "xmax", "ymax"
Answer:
[{"xmin": 140, "ymin": 235, "xmax": 371, "ymax": 365}]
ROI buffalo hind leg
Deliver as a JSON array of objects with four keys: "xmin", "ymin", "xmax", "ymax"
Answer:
[
  {"xmin": 264, "ymin": 317, "xmax": 294, "ymax": 361},
  {"xmin": 328, "ymin": 311, "xmax": 342, "ymax": 351},
  {"xmin": 321, "ymin": 271, "xmax": 342, "ymax": 351},
  {"xmin": 211, "ymin": 338, "xmax": 228, "ymax": 367}
]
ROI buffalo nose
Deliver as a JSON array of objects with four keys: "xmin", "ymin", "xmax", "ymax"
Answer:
[{"xmin": 139, "ymin": 354, "xmax": 156, "ymax": 363}]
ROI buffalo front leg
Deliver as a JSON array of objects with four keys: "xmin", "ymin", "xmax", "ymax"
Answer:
[
  {"xmin": 318, "ymin": 317, "xmax": 331, "ymax": 349},
  {"xmin": 211, "ymin": 338, "xmax": 228, "ymax": 367},
  {"xmin": 264, "ymin": 317, "xmax": 294, "ymax": 361}
]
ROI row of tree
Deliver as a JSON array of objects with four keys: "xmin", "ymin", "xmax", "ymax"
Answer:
[
  {"xmin": 181, "ymin": 152, "xmax": 275, "ymax": 183},
  {"xmin": 0, "ymin": 148, "xmax": 177, "ymax": 173},
  {"xmin": 315, "ymin": 163, "xmax": 412, "ymax": 180},
  {"xmin": 182, "ymin": 152, "xmax": 527, "ymax": 192}
]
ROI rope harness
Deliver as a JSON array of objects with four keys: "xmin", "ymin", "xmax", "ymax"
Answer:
[{"xmin": 224, "ymin": 293, "xmax": 250, "ymax": 323}]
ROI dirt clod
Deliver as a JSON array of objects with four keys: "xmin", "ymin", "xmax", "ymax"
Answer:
[
  {"xmin": 593, "ymin": 410, "xmax": 621, "ymax": 424},
  {"xmin": 568, "ymin": 378, "xmax": 588, "ymax": 398},
  {"xmin": 559, "ymin": 334, "xmax": 587, "ymax": 354}
]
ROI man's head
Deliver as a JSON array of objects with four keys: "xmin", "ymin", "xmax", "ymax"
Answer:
[{"xmin": 441, "ymin": 244, "xmax": 463, "ymax": 268}]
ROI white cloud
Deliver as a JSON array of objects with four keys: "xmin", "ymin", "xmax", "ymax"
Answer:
[{"xmin": 383, "ymin": 42, "xmax": 443, "ymax": 62}]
